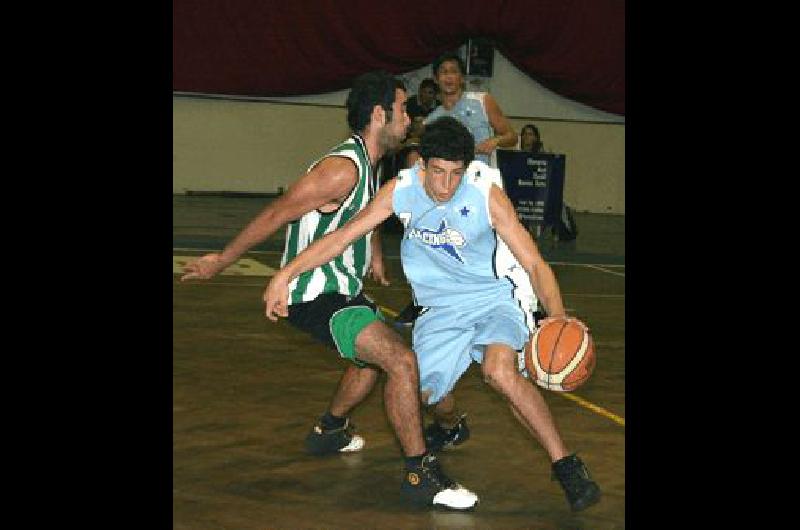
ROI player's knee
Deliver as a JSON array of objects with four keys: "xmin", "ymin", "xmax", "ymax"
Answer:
[
  {"xmin": 349, "ymin": 363, "xmax": 380, "ymax": 384},
  {"xmin": 482, "ymin": 362, "xmax": 514, "ymax": 392},
  {"xmin": 384, "ymin": 345, "xmax": 417, "ymax": 378},
  {"xmin": 356, "ymin": 325, "xmax": 415, "ymax": 375}
]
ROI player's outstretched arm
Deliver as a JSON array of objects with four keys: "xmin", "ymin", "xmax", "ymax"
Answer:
[
  {"xmin": 264, "ymin": 179, "xmax": 398, "ymax": 320},
  {"xmin": 181, "ymin": 157, "xmax": 358, "ymax": 281},
  {"xmin": 488, "ymin": 184, "xmax": 565, "ymax": 317},
  {"xmin": 476, "ymin": 93, "xmax": 517, "ymax": 154}
]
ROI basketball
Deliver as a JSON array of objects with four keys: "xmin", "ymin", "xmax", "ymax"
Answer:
[{"xmin": 525, "ymin": 317, "xmax": 595, "ymax": 392}]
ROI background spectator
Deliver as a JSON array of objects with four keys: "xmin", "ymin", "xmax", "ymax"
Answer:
[
  {"xmin": 520, "ymin": 123, "xmax": 546, "ymax": 153},
  {"xmin": 405, "ymin": 78, "xmax": 439, "ymax": 120}
]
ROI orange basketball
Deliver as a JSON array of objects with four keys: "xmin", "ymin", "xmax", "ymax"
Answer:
[{"xmin": 524, "ymin": 317, "xmax": 595, "ymax": 392}]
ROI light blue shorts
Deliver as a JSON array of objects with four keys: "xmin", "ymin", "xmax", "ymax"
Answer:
[{"xmin": 412, "ymin": 298, "xmax": 529, "ymax": 405}]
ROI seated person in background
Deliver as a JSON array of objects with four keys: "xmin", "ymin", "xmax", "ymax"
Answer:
[
  {"xmin": 520, "ymin": 124, "xmax": 578, "ymax": 241},
  {"xmin": 405, "ymin": 78, "xmax": 439, "ymax": 120},
  {"xmin": 520, "ymin": 123, "xmax": 546, "ymax": 153}
]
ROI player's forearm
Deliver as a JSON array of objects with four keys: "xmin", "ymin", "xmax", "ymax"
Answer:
[
  {"xmin": 219, "ymin": 208, "xmax": 284, "ymax": 265},
  {"xmin": 370, "ymin": 227, "xmax": 383, "ymax": 259},
  {"xmin": 526, "ymin": 262, "xmax": 566, "ymax": 317},
  {"xmin": 493, "ymin": 128, "xmax": 518, "ymax": 149}
]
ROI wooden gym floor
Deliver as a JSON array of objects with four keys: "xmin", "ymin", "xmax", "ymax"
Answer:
[{"xmin": 173, "ymin": 196, "xmax": 625, "ymax": 530}]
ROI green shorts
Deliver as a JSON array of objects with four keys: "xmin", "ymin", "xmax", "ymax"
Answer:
[{"xmin": 287, "ymin": 292, "xmax": 385, "ymax": 366}]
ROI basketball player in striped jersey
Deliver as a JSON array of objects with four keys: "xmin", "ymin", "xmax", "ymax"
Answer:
[
  {"xmin": 264, "ymin": 117, "xmax": 601, "ymax": 512},
  {"xmin": 182, "ymin": 72, "xmax": 477, "ymax": 510}
]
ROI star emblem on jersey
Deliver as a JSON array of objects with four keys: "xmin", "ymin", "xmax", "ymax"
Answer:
[
  {"xmin": 459, "ymin": 205, "xmax": 471, "ymax": 217},
  {"xmin": 407, "ymin": 218, "xmax": 466, "ymax": 263}
]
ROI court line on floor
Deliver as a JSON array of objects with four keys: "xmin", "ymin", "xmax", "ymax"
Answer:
[
  {"xmin": 376, "ymin": 304, "xmax": 625, "ymax": 428},
  {"xmin": 582, "ymin": 264, "xmax": 625, "ymax": 277},
  {"xmin": 557, "ymin": 393, "xmax": 625, "ymax": 427},
  {"xmin": 173, "ymin": 248, "xmax": 626, "ymax": 269}
]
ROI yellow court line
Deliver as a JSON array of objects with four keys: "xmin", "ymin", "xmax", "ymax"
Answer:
[
  {"xmin": 556, "ymin": 392, "xmax": 625, "ymax": 427},
  {"xmin": 378, "ymin": 304, "xmax": 399, "ymax": 318},
  {"xmin": 378, "ymin": 303, "xmax": 625, "ymax": 428}
]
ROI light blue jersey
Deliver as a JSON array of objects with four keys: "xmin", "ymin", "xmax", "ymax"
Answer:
[
  {"xmin": 425, "ymin": 92, "xmax": 493, "ymax": 166},
  {"xmin": 392, "ymin": 159, "xmax": 529, "ymax": 404},
  {"xmin": 392, "ymin": 160, "xmax": 514, "ymax": 308},
  {"xmin": 426, "ymin": 92, "xmax": 539, "ymax": 331}
]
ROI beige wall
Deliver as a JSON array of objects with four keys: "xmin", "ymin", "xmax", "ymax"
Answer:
[
  {"xmin": 173, "ymin": 97, "xmax": 624, "ymax": 214},
  {"xmin": 173, "ymin": 98, "xmax": 350, "ymax": 194}
]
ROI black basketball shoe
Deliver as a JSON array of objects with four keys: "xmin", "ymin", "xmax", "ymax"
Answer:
[
  {"xmin": 552, "ymin": 454, "xmax": 601, "ymax": 511},
  {"xmin": 424, "ymin": 415, "xmax": 470, "ymax": 453},
  {"xmin": 401, "ymin": 453, "xmax": 478, "ymax": 510},
  {"xmin": 304, "ymin": 417, "xmax": 365, "ymax": 456}
]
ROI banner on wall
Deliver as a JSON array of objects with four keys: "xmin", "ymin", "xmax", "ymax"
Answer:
[{"xmin": 496, "ymin": 151, "xmax": 565, "ymax": 230}]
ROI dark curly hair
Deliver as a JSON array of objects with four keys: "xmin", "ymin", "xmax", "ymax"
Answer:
[
  {"xmin": 346, "ymin": 71, "xmax": 405, "ymax": 133},
  {"xmin": 419, "ymin": 116, "xmax": 475, "ymax": 166}
]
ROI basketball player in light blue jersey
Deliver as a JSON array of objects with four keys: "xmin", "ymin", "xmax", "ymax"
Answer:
[
  {"xmin": 265, "ymin": 117, "xmax": 601, "ymax": 512},
  {"xmin": 402, "ymin": 53, "xmax": 539, "ymax": 455}
]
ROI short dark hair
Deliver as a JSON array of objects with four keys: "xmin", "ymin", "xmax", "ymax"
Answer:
[
  {"xmin": 418, "ymin": 78, "xmax": 437, "ymax": 92},
  {"xmin": 432, "ymin": 52, "xmax": 466, "ymax": 77},
  {"xmin": 346, "ymin": 71, "xmax": 405, "ymax": 133},
  {"xmin": 419, "ymin": 116, "xmax": 474, "ymax": 166}
]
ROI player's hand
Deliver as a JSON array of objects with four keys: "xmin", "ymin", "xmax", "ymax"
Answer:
[
  {"xmin": 475, "ymin": 137, "xmax": 499, "ymax": 155},
  {"xmin": 181, "ymin": 253, "xmax": 230, "ymax": 281},
  {"xmin": 367, "ymin": 255, "xmax": 391, "ymax": 286},
  {"xmin": 539, "ymin": 315, "xmax": 589, "ymax": 332},
  {"xmin": 263, "ymin": 272, "xmax": 290, "ymax": 321}
]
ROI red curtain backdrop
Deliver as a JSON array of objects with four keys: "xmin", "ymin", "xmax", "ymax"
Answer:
[{"xmin": 173, "ymin": 0, "xmax": 624, "ymax": 115}]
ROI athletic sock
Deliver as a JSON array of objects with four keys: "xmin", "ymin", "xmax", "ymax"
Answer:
[
  {"xmin": 436, "ymin": 419, "xmax": 458, "ymax": 430},
  {"xmin": 320, "ymin": 411, "xmax": 346, "ymax": 431},
  {"xmin": 404, "ymin": 453, "xmax": 426, "ymax": 469}
]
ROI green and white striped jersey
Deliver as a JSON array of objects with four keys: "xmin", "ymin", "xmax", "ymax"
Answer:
[{"xmin": 281, "ymin": 134, "xmax": 378, "ymax": 305}]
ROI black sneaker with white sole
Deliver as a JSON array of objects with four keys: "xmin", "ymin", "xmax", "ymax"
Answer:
[
  {"xmin": 401, "ymin": 453, "xmax": 478, "ymax": 510},
  {"xmin": 304, "ymin": 418, "xmax": 365, "ymax": 456},
  {"xmin": 424, "ymin": 415, "xmax": 470, "ymax": 453},
  {"xmin": 552, "ymin": 454, "xmax": 601, "ymax": 511}
]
